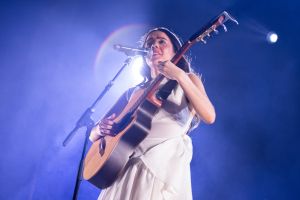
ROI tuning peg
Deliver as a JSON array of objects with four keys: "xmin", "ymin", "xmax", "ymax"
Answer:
[
  {"xmin": 213, "ymin": 29, "xmax": 219, "ymax": 34},
  {"xmin": 222, "ymin": 24, "xmax": 227, "ymax": 32},
  {"xmin": 200, "ymin": 38, "xmax": 207, "ymax": 44}
]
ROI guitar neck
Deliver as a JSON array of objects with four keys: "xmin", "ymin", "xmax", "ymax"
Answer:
[{"xmin": 127, "ymin": 11, "xmax": 238, "ymax": 114}]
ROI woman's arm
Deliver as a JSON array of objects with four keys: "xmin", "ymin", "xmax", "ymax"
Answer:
[
  {"xmin": 177, "ymin": 72, "xmax": 216, "ymax": 124},
  {"xmin": 157, "ymin": 61, "xmax": 216, "ymax": 124}
]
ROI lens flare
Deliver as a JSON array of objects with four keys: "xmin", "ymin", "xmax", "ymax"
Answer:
[{"xmin": 129, "ymin": 56, "xmax": 145, "ymax": 84}]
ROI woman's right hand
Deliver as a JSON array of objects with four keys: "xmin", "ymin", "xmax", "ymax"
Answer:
[{"xmin": 89, "ymin": 113, "xmax": 116, "ymax": 142}]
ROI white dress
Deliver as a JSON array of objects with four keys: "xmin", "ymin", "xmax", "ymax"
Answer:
[{"xmin": 98, "ymin": 82, "xmax": 194, "ymax": 200}]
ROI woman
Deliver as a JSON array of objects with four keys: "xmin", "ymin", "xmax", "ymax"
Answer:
[{"xmin": 89, "ymin": 27, "xmax": 216, "ymax": 200}]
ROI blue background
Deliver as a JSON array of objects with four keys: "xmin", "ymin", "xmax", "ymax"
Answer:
[{"xmin": 0, "ymin": 0, "xmax": 299, "ymax": 199}]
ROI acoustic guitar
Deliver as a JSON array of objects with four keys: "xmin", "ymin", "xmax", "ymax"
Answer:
[{"xmin": 83, "ymin": 11, "xmax": 238, "ymax": 189}]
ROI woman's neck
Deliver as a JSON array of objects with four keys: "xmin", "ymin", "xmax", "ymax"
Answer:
[{"xmin": 150, "ymin": 67, "xmax": 159, "ymax": 79}]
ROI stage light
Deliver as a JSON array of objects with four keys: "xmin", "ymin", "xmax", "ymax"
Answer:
[
  {"xmin": 129, "ymin": 55, "xmax": 145, "ymax": 84},
  {"xmin": 267, "ymin": 32, "xmax": 278, "ymax": 43}
]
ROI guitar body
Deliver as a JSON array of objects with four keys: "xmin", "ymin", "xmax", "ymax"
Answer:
[{"xmin": 83, "ymin": 98, "xmax": 159, "ymax": 188}]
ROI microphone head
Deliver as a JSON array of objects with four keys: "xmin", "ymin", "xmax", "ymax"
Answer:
[
  {"xmin": 113, "ymin": 44, "xmax": 149, "ymax": 56},
  {"xmin": 113, "ymin": 44, "xmax": 121, "ymax": 50}
]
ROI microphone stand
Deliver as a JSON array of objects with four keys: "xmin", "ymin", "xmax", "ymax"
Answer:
[{"xmin": 62, "ymin": 56, "xmax": 134, "ymax": 200}]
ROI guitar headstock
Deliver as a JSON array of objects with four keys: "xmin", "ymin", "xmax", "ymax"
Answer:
[
  {"xmin": 189, "ymin": 11, "xmax": 239, "ymax": 44},
  {"xmin": 171, "ymin": 11, "xmax": 238, "ymax": 65}
]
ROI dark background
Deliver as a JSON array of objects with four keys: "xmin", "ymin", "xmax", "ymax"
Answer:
[{"xmin": 0, "ymin": 0, "xmax": 299, "ymax": 199}]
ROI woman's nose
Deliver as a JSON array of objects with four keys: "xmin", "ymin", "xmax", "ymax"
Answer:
[{"xmin": 151, "ymin": 41, "xmax": 159, "ymax": 49}]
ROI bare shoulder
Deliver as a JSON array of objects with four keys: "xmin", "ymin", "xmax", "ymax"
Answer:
[{"xmin": 187, "ymin": 73, "xmax": 205, "ymax": 89}]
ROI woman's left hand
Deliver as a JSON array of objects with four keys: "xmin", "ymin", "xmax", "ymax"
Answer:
[{"xmin": 157, "ymin": 60, "xmax": 184, "ymax": 80}]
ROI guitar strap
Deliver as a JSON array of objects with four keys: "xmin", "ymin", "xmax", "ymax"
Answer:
[
  {"xmin": 156, "ymin": 56, "xmax": 189, "ymax": 100},
  {"xmin": 156, "ymin": 80, "xmax": 178, "ymax": 100}
]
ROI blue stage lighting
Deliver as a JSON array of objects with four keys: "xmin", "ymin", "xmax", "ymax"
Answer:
[{"xmin": 267, "ymin": 32, "xmax": 278, "ymax": 43}]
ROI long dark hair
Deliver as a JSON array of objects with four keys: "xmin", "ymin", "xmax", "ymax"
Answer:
[{"xmin": 139, "ymin": 27, "xmax": 191, "ymax": 81}]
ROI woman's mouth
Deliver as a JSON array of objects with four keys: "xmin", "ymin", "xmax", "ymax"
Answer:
[{"xmin": 151, "ymin": 51, "xmax": 161, "ymax": 58}]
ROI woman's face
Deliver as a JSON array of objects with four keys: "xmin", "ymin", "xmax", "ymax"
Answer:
[{"xmin": 144, "ymin": 31, "xmax": 176, "ymax": 70}]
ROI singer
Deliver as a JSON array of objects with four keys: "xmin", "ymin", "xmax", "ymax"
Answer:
[{"xmin": 89, "ymin": 27, "xmax": 216, "ymax": 200}]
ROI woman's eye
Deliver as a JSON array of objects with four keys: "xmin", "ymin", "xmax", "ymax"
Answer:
[
  {"xmin": 145, "ymin": 41, "xmax": 153, "ymax": 48},
  {"xmin": 159, "ymin": 40, "xmax": 166, "ymax": 45},
  {"xmin": 145, "ymin": 39, "xmax": 167, "ymax": 48}
]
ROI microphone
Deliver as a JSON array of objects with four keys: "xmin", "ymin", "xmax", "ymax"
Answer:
[{"xmin": 113, "ymin": 44, "xmax": 149, "ymax": 56}]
